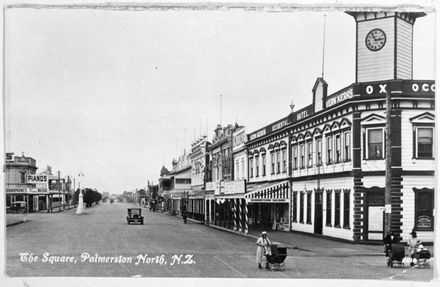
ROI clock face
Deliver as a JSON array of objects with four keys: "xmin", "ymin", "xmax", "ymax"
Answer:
[{"xmin": 365, "ymin": 29, "xmax": 386, "ymax": 51}]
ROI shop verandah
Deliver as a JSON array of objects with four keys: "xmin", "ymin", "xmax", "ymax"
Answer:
[{"xmin": 204, "ymin": 180, "xmax": 290, "ymax": 233}]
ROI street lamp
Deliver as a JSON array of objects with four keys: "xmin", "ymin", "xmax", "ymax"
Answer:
[{"xmin": 76, "ymin": 173, "xmax": 84, "ymax": 215}]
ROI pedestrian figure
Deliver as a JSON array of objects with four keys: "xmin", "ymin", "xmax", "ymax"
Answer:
[
  {"xmin": 182, "ymin": 206, "xmax": 188, "ymax": 224},
  {"xmin": 256, "ymin": 231, "xmax": 272, "ymax": 270},
  {"xmin": 408, "ymin": 230, "xmax": 421, "ymax": 266},
  {"xmin": 383, "ymin": 230, "xmax": 399, "ymax": 265}
]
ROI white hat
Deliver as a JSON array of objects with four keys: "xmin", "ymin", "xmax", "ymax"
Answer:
[{"xmin": 262, "ymin": 231, "xmax": 267, "ymax": 235}]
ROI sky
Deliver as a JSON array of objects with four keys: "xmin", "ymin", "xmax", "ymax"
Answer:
[{"xmin": 3, "ymin": 5, "xmax": 435, "ymax": 195}]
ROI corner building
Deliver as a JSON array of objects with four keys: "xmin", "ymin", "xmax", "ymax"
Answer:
[{"xmin": 246, "ymin": 12, "xmax": 435, "ymax": 242}]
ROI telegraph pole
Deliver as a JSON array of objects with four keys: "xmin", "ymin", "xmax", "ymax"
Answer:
[
  {"xmin": 58, "ymin": 171, "xmax": 62, "ymax": 212},
  {"xmin": 385, "ymin": 86, "xmax": 392, "ymax": 234}
]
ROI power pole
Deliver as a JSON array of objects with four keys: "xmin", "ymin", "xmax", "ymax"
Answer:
[
  {"xmin": 58, "ymin": 171, "xmax": 62, "ymax": 212},
  {"xmin": 385, "ymin": 86, "xmax": 392, "ymax": 234}
]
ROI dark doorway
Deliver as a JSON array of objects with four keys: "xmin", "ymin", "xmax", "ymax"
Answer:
[
  {"xmin": 364, "ymin": 187, "xmax": 385, "ymax": 240},
  {"xmin": 314, "ymin": 192, "xmax": 323, "ymax": 234}
]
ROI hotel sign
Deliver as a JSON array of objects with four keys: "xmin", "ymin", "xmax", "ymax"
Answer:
[{"xmin": 295, "ymin": 105, "xmax": 313, "ymax": 121}]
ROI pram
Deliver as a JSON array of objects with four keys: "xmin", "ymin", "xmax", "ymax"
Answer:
[
  {"xmin": 412, "ymin": 245, "xmax": 431, "ymax": 268},
  {"xmin": 265, "ymin": 244, "xmax": 287, "ymax": 271},
  {"xmin": 387, "ymin": 243, "xmax": 405, "ymax": 268}
]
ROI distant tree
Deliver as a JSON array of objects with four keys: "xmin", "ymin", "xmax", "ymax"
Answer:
[{"xmin": 83, "ymin": 188, "xmax": 102, "ymax": 207}]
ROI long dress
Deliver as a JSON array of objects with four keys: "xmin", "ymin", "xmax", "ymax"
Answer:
[
  {"xmin": 256, "ymin": 237, "xmax": 272, "ymax": 264},
  {"xmin": 408, "ymin": 237, "xmax": 421, "ymax": 256}
]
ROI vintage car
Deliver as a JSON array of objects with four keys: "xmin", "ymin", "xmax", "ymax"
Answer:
[
  {"xmin": 126, "ymin": 208, "xmax": 144, "ymax": 225},
  {"xmin": 7, "ymin": 201, "xmax": 27, "ymax": 214}
]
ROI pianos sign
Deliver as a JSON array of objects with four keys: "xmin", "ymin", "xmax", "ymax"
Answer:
[{"xmin": 27, "ymin": 174, "xmax": 48, "ymax": 184}]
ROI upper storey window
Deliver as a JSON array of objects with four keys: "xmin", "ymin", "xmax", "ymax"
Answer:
[
  {"xmin": 416, "ymin": 127, "xmax": 433, "ymax": 158},
  {"xmin": 410, "ymin": 112, "xmax": 435, "ymax": 160},
  {"xmin": 367, "ymin": 128, "xmax": 384, "ymax": 160}
]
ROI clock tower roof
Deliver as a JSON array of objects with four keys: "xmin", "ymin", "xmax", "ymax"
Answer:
[{"xmin": 346, "ymin": 11, "xmax": 426, "ymax": 21}]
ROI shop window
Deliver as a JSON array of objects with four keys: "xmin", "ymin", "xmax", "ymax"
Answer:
[
  {"xmin": 292, "ymin": 192, "xmax": 297, "ymax": 222},
  {"xmin": 343, "ymin": 190, "xmax": 350, "ymax": 229},
  {"xmin": 300, "ymin": 193, "xmax": 304, "ymax": 223},
  {"xmin": 282, "ymin": 149, "xmax": 287, "ymax": 173},
  {"xmin": 316, "ymin": 139, "xmax": 322, "ymax": 166},
  {"xmin": 326, "ymin": 191, "xmax": 332, "ymax": 226},
  {"xmin": 326, "ymin": 136, "xmax": 333, "ymax": 164},
  {"xmin": 262, "ymin": 154, "xmax": 266, "ymax": 176},
  {"xmin": 271, "ymin": 152, "xmax": 275, "ymax": 174},
  {"xmin": 334, "ymin": 192, "xmax": 341, "ymax": 228},
  {"xmin": 255, "ymin": 155, "xmax": 259, "ymax": 177},
  {"xmin": 293, "ymin": 146, "xmax": 298, "ymax": 170},
  {"xmin": 335, "ymin": 134, "xmax": 341, "ymax": 163},
  {"xmin": 416, "ymin": 127, "xmax": 433, "ymax": 158},
  {"xmin": 249, "ymin": 157, "xmax": 253, "ymax": 178},
  {"xmin": 344, "ymin": 131, "xmax": 351, "ymax": 161},
  {"xmin": 276, "ymin": 150, "xmax": 281, "ymax": 174},
  {"xmin": 367, "ymin": 128, "xmax": 384, "ymax": 159},
  {"xmin": 306, "ymin": 192, "xmax": 312, "ymax": 224},
  {"xmin": 300, "ymin": 144, "xmax": 305, "ymax": 168},
  {"xmin": 307, "ymin": 142, "xmax": 313, "ymax": 167},
  {"xmin": 414, "ymin": 188, "xmax": 434, "ymax": 231}
]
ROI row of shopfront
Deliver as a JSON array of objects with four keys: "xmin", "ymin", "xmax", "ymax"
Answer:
[{"xmin": 164, "ymin": 179, "xmax": 291, "ymax": 234}]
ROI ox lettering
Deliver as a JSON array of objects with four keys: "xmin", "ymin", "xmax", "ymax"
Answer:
[{"xmin": 366, "ymin": 84, "xmax": 387, "ymax": 95}]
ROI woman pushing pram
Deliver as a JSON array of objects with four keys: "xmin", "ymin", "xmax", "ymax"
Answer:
[{"xmin": 408, "ymin": 230, "xmax": 431, "ymax": 267}]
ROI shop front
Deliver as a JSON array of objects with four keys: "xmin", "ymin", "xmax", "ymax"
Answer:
[
  {"xmin": 187, "ymin": 189, "xmax": 205, "ymax": 222},
  {"xmin": 208, "ymin": 179, "xmax": 247, "ymax": 232},
  {"xmin": 6, "ymin": 188, "xmax": 49, "ymax": 213},
  {"xmin": 245, "ymin": 180, "xmax": 290, "ymax": 232}
]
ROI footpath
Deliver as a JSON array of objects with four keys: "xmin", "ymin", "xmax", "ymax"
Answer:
[{"xmin": 184, "ymin": 215, "xmax": 435, "ymax": 258}]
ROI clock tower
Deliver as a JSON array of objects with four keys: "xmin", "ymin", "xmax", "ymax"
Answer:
[{"xmin": 348, "ymin": 12, "xmax": 425, "ymax": 82}]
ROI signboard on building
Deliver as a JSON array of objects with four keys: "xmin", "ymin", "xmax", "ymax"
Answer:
[
  {"xmin": 221, "ymin": 180, "xmax": 245, "ymax": 195},
  {"xmin": 326, "ymin": 86, "xmax": 354, "ymax": 108},
  {"xmin": 294, "ymin": 105, "xmax": 314, "ymax": 122},
  {"xmin": 249, "ymin": 128, "xmax": 267, "ymax": 141},
  {"xmin": 356, "ymin": 80, "xmax": 435, "ymax": 97},
  {"xmin": 247, "ymin": 198, "xmax": 289, "ymax": 203},
  {"xmin": 27, "ymin": 174, "xmax": 48, "ymax": 184}
]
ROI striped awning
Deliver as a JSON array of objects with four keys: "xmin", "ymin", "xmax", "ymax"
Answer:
[{"xmin": 245, "ymin": 180, "xmax": 289, "ymax": 202}]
